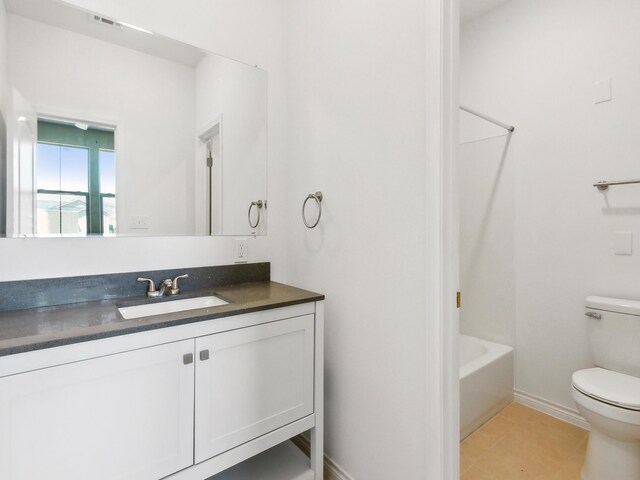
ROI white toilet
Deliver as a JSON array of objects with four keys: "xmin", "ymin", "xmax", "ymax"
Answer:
[{"xmin": 573, "ymin": 296, "xmax": 640, "ymax": 480}]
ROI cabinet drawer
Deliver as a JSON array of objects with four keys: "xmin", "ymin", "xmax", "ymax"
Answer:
[
  {"xmin": 194, "ymin": 315, "xmax": 315, "ymax": 463},
  {"xmin": 0, "ymin": 340, "xmax": 195, "ymax": 480}
]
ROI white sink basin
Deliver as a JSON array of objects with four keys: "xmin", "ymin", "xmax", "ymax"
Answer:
[{"xmin": 118, "ymin": 295, "xmax": 229, "ymax": 320}]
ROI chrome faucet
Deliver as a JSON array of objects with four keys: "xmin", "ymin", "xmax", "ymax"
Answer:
[
  {"xmin": 170, "ymin": 274, "xmax": 189, "ymax": 295},
  {"xmin": 137, "ymin": 274, "xmax": 189, "ymax": 298}
]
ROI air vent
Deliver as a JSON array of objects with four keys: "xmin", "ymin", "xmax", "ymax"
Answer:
[{"xmin": 91, "ymin": 14, "xmax": 123, "ymax": 30}]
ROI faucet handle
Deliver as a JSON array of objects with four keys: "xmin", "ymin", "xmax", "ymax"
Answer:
[
  {"xmin": 137, "ymin": 277, "xmax": 161, "ymax": 297},
  {"xmin": 171, "ymin": 274, "xmax": 189, "ymax": 295},
  {"xmin": 137, "ymin": 277, "xmax": 156, "ymax": 292}
]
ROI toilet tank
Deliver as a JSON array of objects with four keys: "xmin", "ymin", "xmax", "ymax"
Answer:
[{"xmin": 586, "ymin": 296, "xmax": 640, "ymax": 378}]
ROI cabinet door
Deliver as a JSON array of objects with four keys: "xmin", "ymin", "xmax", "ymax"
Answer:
[
  {"xmin": 195, "ymin": 315, "xmax": 314, "ymax": 463},
  {"xmin": 0, "ymin": 339, "xmax": 195, "ymax": 480}
]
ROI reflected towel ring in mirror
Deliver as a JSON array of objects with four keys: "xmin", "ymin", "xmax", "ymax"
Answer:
[
  {"xmin": 248, "ymin": 200, "xmax": 264, "ymax": 229},
  {"xmin": 302, "ymin": 192, "xmax": 323, "ymax": 229}
]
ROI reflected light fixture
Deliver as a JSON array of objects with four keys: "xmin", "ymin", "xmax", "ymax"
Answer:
[{"xmin": 119, "ymin": 21, "xmax": 154, "ymax": 35}]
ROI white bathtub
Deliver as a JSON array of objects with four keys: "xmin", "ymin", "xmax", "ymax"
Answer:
[{"xmin": 459, "ymin": 334, "xmax": 514, "ymax": 439}]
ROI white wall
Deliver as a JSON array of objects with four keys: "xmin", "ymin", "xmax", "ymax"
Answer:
[
  {"xmin": 460, "ymin": 0, "xmax": 511, "ymax": 25},
  {"xmin": 461, "ymin": 0, "xmax": 640, "ymax": 410},
  {"xmin": 0, "ymin": 0, "xmax": 287, "ymax": 281},
  {"xmin": 284, "ymin": 0, "xmax": 430, "ymax": 478},
  {"xmin": 8, "ymin": 15, "xmax": 196, "ymax": 235},
  {"xmin": 195, "ymin": 55, "xmax": 267, "ymax": 235},
  {"xmin": 1, "ymin": 2, "xmax": 447, "ymax": 478}
]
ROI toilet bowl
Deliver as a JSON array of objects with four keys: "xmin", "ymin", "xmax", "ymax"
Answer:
[
  {"xmin": 574, "ymin": 296, "xmax": 640, "ymax": 480},
  {"xmin": 572, "ymin": 368, "xmax": 640, "ymax": 480}
]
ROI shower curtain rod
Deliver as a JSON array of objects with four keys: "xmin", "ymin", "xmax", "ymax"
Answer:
[{"xmin": 459, "ymin": 105, "xmax": 515, "ymax": 133}]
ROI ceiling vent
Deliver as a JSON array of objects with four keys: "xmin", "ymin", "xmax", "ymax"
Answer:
[{"xmin": 91, "ymin": 15, "xmax": 123, "ymax": 30}]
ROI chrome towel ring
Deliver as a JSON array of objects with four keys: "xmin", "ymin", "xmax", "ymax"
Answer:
[
  {"xmin": 302, "ymin": 192, "xmax": 323, "ymax": 229},
  {"xmin": 248, "ymin": 200, "xmax": 264, "ymax": 228}
]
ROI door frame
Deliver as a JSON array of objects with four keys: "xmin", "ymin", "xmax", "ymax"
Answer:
[
  {"xmin": 425, "ymin": 0, "xmax": 459, "ymax": 478},
  {"xmin": 197, "ymin": 115, "xmax": 224, "ymax": 236}
]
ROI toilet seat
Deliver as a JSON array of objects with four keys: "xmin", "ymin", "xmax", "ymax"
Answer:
[{"xmin": 573, "ymin": 368, "xmax": 640, "ymax": 411}]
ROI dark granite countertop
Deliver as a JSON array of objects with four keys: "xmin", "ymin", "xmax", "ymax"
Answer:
[{"xmin": 0, "ymin": 281, "xmax": 324, "ymax": 357}]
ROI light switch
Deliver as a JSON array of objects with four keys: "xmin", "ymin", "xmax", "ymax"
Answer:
[
  {"xmin": 595, "ymin": 78, "xmax": 612, "ymax": 104},
  {"xmin": 614, "ymin": 231, "xmax": 632, "ymax": 256}
]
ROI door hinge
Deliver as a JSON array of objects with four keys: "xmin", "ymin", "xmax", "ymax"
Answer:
[
  {"xmin": 456, "ymin": 291, "xmax": 461, "ymax": 309},
  {"xmin": 206, "ymin": 153, "xmax": 213, "ymax": 168}
]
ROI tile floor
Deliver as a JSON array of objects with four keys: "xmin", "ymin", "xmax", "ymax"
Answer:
[{"xmin": 460, "ymin": 403, "xmax": 588, "ymax": 480}]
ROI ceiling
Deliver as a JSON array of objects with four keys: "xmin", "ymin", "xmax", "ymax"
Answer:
[
  {"xmin": 460, "ymin": 0, "xmax": 512, "ymax": 24},
  {"xmin": 4, "ymin": 0, "xmax": 205, "ymax": 67}
]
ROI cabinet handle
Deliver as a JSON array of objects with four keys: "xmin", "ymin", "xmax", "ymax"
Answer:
[
  {"xmin": 199, "ymin": 350, "xmax": 210, "ymax": 361},
  {"xmin": 183, "ymin": 353, "xmax": 194, "ymax": 365}
]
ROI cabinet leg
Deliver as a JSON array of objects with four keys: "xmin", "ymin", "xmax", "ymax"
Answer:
[
  {"xmin": 310, "ymin": 425, "xmax": 323, "ymax": 480},
  {"xmin": 312, "ymin": 301, "xmax": 325, "ymax": 480}
]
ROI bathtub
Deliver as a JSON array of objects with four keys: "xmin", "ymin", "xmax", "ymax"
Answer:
[{"xmin": 459, "ymin": 334, "xmax": 514, "ymax": 439}]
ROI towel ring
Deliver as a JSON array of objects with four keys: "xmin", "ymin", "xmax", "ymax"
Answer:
[
  {"xmin": 302, "ymin": 192, "xmax": 323, "ymax": 229},
  {"xmin": 248, "ymin": 200, "xmax": 263, "ymax": 229}
]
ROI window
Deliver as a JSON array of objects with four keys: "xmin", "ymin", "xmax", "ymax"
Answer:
[
  {"xmin": 36, "ymin": 119, "xmax": 116, "ymax": 235},
  {"xmin": 99, "ymin": 149, "xmax": 116, "ymax": 234}
]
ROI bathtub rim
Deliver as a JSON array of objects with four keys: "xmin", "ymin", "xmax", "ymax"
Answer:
[{"xmin": 459, "ymin": 334, "xmax": 514, "ymax": 380}]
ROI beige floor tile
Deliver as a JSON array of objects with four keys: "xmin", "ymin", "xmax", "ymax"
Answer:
[
  {"xmin": 485, "ymin": 430, "xmax": 560, "ymax": 478},
  {"xmin": 522, "ymin": 415, "xmax": 587, "ymax": 459},
  {"xmin": 460, "ymin": 466, "xmax": 492, "ymax": 480},
  {"xmin": 575, "ymin": 437, "xmax": 588, "ymax": 456},
  {"xmin": 553, "ymin": 462, "xmax": 583, "ymax": 480},
  {"xmin": 460, "ymin": 416, "xmax": 517, "ymax": 475},
  {"xmin": 460, "ymin": 415, "xmax": 517, "ymax": 468},
  {"xmin": 460, "ymin": 467, "xmax": 485, "ymax": 480},
  {"xmin": 460, "ymin": 431, "xmax": 494, "ymax": 474},
  {"xmin": 474, "ymin": 415, "xmax": 517, "ymax": 444},
  {"xmin": 463, "ymin": 442, "xmax": 556, "ymax": 480},
  {"xmin": 460, "ymin": 446, "xmax": 476, "ymax": 474},
  {"xmin": 461, "ymin": 403, "xmax": 588, "ymax": 480},
  {"xmin": 460, "ymin": 441, "xmax": 477, "ymax": 473},
  {"xmin": 498, "ymin": 402, "xmax": 536, "ymax": 424},
  {"xmin": 553, "ymin": 437, "xmax": 588, "ymax": 480},
  {"xmin": 462, "ymin": 430, "xmax": 498, "ymax": 455},
  {"xmin": 525, "ymin": 409, "xmax": 588, "ymax": 438},
  {"xmin": 512, "ymin": 426, "xmax": 582, "ymax": 469}
]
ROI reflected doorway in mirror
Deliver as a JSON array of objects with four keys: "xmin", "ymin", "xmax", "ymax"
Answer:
[{"xmin": 197, "ymin": 116, "xmax": 223, "ymax": 236}]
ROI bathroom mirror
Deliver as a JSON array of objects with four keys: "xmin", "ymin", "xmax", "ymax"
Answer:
[{"xmin": 0, "ymin": 0, "xmax": 267, "ymax": 237}]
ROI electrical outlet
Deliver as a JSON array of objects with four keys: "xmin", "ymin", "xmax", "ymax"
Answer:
[
  {"xmin": 614, "ymin": 231, "xmax": 633, "ymax": 255},
  {"xmin": 129, "ymin": 216, "xmax": 149, "ymax": 229},
  {"xmin": 595, "ymin": 78, "xmax": 612, "ymax": 104},
  {"xmin": 236, "ymin": 238, "xmax": 248, "ymax": 263}
]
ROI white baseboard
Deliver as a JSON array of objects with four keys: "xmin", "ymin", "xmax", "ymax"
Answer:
[
  {"xmin": 291, "ymin": 435, "xmax": 355, "ymax": 480},
  {"xmin": 514, "ymin": 389, "xmax": 590, "ymax": 431},
  {"xmin": 323, "ymin": 458, "xmax": 355, "ymax": 480}
]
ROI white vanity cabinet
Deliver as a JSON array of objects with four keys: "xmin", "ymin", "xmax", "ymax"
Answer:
[
  {"xmin": 0, "ymin": 301, "xmax": 324, "ymax": 480},
  {"xmin": 194, "ymin": 315, "xmax": 315, "ymax": 463},
  {"xmin": 0, "ymin": 339, "xmax": 196, "ymax": 480}
]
